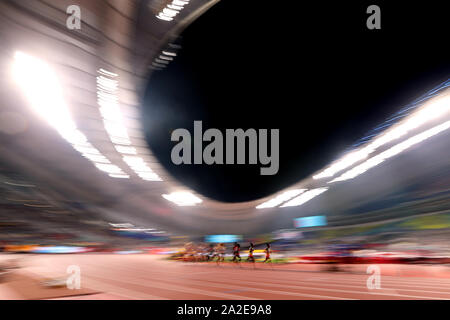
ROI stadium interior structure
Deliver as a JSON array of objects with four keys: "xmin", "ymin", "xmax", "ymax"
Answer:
[{"xmin": 0, "ymin": 0, "xmax": 449, "ymax": 249}]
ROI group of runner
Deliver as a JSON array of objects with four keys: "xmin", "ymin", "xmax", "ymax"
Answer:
[
  {"xmin": 180, "ymin": 241, "xmax": 272, "ymax": 265},
  {"xmin": 229, "ymin": 242, "xmax": 272, "ymax": 265}
]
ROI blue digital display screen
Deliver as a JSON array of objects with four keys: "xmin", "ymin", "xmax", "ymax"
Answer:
[
  {"xmin": 204, "ymin": 234, "xmax": 242, "ymax": 243},
  {"xmin": 294, "ymin": 215, "xmax": 327, "ymax": 228}
]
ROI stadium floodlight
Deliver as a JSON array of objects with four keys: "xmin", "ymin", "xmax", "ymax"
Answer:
[
  {"xmin": 156, "ymin": 14, "xmax": 173, "ymax": 21},
  {"xmin": 104, "ymin": 120, "xmax": 129, "ymax": 139},
  {"xmin": 152, "ymin": 62, "xmax": 167, "ymax": 68},
  {"xmin": 12, "ymin": 52, "xmax": 76, "ymax": 137},
  {"xmin": 111, "ymin": 136, "xmax": 132, "ymax": 145},
  {"xmin": 133, "ymin": 165, "xmax": 154, "ymax": 173},
  {"xmin": 12, "ymin": 52, "xmax": 127, "ymax": 178},
  {"xmin": 115, "ymin": 146, "xmax": 137, "ymax": 155},
  {"xmin": 139, "ymin": 172, "xmax": 162, "ymax": 181},
  {"xmin": 97, "ymin": 68, "xmax": 163, "ymax": 182},
  {"xmin": 330, "ymin": 120, "xmax": 450, "ymax": 183},
  {"xmin": 156, "ymin": 0, "xmax": 189, "ymax": 21},
  {"xmin": 173, "ymin": 0, "xmax": 189, "ymax": 5},
  {"xmin": 154, "ymin": 58, "xmax": 170, "ymax": 64},
  {"xmin": 58, "ymin": 128, "xmax": 89, "ymax": 146},
  {"xmin": 159, "ymin": 55, "xmax": 174, "ymax": 61},
  {"xmin": 162, "ymin": 8, "xmax": 179, "ymax": 17},
  {"xmin": 162, "ymin": 191, "xmax": 202, "ymax": 206},
  {"xmin": 281, "ymin": 187, "xmax": 329, "ymax": 207},
  {"xmin": 123, "ymin": 156, "xmax": 145, "ymax": 166},
  {"xmin": 95, "ymin": 163, "xmax": 123, "ymax": 174},
  {"xmin": 98, "ymin": 68, "xmax": 118, "ymax": 77},
  {"xmin": 168, "ymin": 4, "xmax": 183, "ymax": 10},
  {"xmin": 100, "ymin": 107, "xmax": 123, "ymax": 123},
  {"xmin": 313, "ymin": 95, "xmax": 450, "ymax": 180},
  {"xmin": 313, "ymin": 148, "xmax": 371, "ymax": 180},
  {"xmin": 162, "ymin": 51, "xmax": 177, "ymax": 57},
  {"xmin": 82, "ymin": 154, "xmax": 111, "ymax": 164},
  {"xmin": 109, "ymin": 173, "xmax": 130, "ymax": 179},
  {"xmin": 256, "ymin": 189, "xmax": 306, "ymax": 209},
  {"xmin": 74, "ymin": 144, "xmax": 101, "ymax": 155}
]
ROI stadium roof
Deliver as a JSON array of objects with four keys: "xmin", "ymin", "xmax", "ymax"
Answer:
[{"xmin": 0, "ymin": 0, "xmax": 449, "ymax": 238}]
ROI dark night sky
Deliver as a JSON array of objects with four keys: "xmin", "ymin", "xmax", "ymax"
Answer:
[{"xmin": 142, "ymin": 1, "xmax": 450, "ymax": 202}]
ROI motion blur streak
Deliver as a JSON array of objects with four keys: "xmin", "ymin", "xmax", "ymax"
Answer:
[
  {"xmin": 162, "ymin": 191, "xmax": 203, "ymax": 206},
  {"xmin": 96, "ymin": 69, "xmax": 161, "ymax": 181},
  {"xmin": 331, "ymin": 120, "xmax": 450, "ymax": 183},
  {"xmin": 12, "ymin": 52, "xmax": 81, "ymax": 143},
  {"xmin": 256, "ymin": 189, "xmax": 306, "ymax": 209},
  {"xmin": 12, "ymin": 52, "xmax": 125, "ymax": 177},
  {"xmin": 314, "ymin": 95, "xmax": 450, "ymax": 180},
  {"xmin": 281, "ymin": 188, "xmax": 329, "ymax": 207}
]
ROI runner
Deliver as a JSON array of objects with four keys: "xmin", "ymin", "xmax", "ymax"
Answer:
[
  {"xmin": 247, "ymin": 242, "xmax": 256, "ymax": 269},
  {"xmin": 215, "ymin": 243, "xmax": 225, "ymax": 265},
  {"xmin": 263, "ymin": 243, "xmax": 272, "ymax": 267},
  {"xmin": 246, "ymin": 243, "xmax": 255, "ymax": 262},
  {"xmin": 207, "ymin": 243, "xmax": 215, "ymax": 261},
  {"xmin": 231, "ymin": 242, "xmax": 241, "ymax": 265}
]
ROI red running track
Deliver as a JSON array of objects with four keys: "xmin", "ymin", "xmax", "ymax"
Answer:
[{"xmin": 1, "ymin": 254, "xmax": 450, "ymax": 300}]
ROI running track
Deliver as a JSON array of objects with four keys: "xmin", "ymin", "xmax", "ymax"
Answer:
[{"xmin": 1, "ymin": 254, "xmax": 450, "ymax": 300}]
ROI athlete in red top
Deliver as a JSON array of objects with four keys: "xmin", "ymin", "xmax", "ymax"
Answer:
[
  {"xmin": 263, "ymin": 243, "xmax": 271, "ymax": 263},
  {"xmin": 232, "ymin": 242, "xmax": 241, "ymax": 263},
  {"xmin": 247, "ymin": 243, "xmax": 255, "ymax": 263}
]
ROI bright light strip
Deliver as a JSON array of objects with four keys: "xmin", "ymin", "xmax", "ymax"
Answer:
[
  {"xmin": 13, "ymin": 52, "xmax": 127, "ymax": 178},
  {"xmin": 173, "ymin": 0, "xmax": 189, "ymax": 6},
  {"xmin": 154, "ymin": 58, "xmax": 169, "ymax": 64},
  {"xmin": 256, "ymin": 189, "xmax": 306, "ymax": 209},
  {"xmin": 138, "ymin": 172, "xmax": 162, "ymax": 181},
  {"xmin": 281, "ymin": 187, "xmax": 328, "ymax": 208},
  {"xmin": 162, "ymin": 8, "xmax": 179, "ymax": 17},
  {"xmin": 159, "ymin": 55, "xmax": 173, "ymax": 61},
  {"xmin": 97, "ymin": 69, "xmax": 162, "ymax": 182},
  {"xmin": 162, "ymin": 191, "xmax": 202, "ymax": 206},
  {"xmin": 313, "ymin": 95, "xmax": 450, "ymax": 180},
  {"xmin": 156, "ymin": 14, "xmax": 173, "ymax": 21},
  {"xmin": 95, "ymin": 163, "xmax": 123, "ymax": 174},
  {"xmin": 115, "ymin": 145, "xmax": 137, "ymax": 154},
  {"xmin": 109, "ymin": 173, "xmax": 130, "ymax": 179},
  {"xmin": 74, "ymin": 144, "xmax": 101, "ymax": 155},
  {"xmin": 82, "ymin": 153, "xmax": 111, "ymax": 163},
  {"xmin": 98, "ymin": 68, "xmax": 118, "ymax": 77},
  {"xmin": 168, "ymin": 4, "xmax": 184, "ymax": 11},
  {"xmin": 156, "ymin": 0, "xmax": 190, "ymax": 22},
  {"xmin": 330, "ymin": 120, "xmax": 450, "ymax": 183},
  {"xmin": 162, "ymin": 51, "xmax": 177, "ymax": 57},
  {"xmin": 123, "ymin": 156, "xmax": 145, "ymax": 166},
  {"xmin": 96, "ymin": 73, "xmax": 131, "ymax": 146}
]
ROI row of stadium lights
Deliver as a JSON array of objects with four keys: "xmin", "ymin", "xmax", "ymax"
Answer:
[
  {"xmin": 153, "ymin": 1, "xmax": 204, "ymax": 205},
  {"xmin": 109, "ymin": 223, "xmax": 166, "ymax": 234},
  {"xmin": 96, "ymin": 69, "xmax": 162, "ymax": 181},
  {"xmin": 96, "ymin": 69, "xmax": 202, "ymax": 205},
  {"xmin": 151, "ymin": 47, "xmax": 179, "ymax": 71},
  {"xmin": 13, "ymin": 51, "xmax": 200, "ymax": 206},
  {"xmin": 156, "ymin": 0, "xmax": 190, "ymax": 22},
  {"xmin": 257, "ymin": 94, "xmax": 450, "ymax": 209}
]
